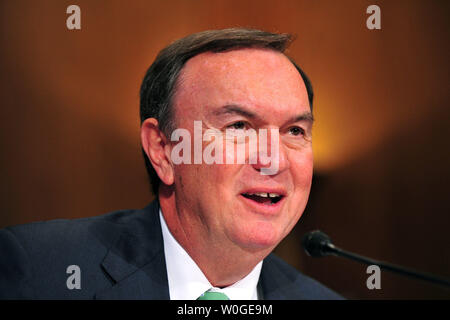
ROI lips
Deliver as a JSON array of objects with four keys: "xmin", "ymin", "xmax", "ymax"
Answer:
[{"xmin": 239, "ymin": 188, "xmax": 286, "ymax": 214}]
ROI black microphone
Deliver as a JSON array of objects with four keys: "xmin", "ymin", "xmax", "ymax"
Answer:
[{"xmin": 302, "ymin": 230, "xmax": 450, "ymax": 288}]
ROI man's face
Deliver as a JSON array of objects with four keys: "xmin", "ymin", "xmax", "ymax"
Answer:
[{"xmin": 169, "ymin": 48, "xmax": 313, "ymax": 251}]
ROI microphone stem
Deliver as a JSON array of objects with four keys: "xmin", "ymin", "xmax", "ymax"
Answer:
[{"xmin": 326, "ymin": 244, "xmax": 450, "ymax": 288}]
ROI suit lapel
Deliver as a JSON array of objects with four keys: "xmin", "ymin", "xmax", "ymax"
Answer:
[
  {"xmin": 259, "ymin": 254, "xmax": 308, "ymax": 300},
  {"xmin": 95, "ymin": 200, "xmax": 170, "ymax": 299}
]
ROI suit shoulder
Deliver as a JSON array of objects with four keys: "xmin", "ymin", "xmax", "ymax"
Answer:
[
  {"xmin": 4, "ymin": 207, "xmax": 141, "ymax": 245},
  {"xmin": 0, "ymin": 206, "xmax": 149, "ymax": 299},
  {"xmin": 262, "ymin": 253, "xmax": 344, "ymax": 300}
]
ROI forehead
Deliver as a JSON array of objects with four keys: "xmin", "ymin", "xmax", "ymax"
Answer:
[{"xmin": 173, "ymin": 48, "xmax": 309, "ymax": 115}]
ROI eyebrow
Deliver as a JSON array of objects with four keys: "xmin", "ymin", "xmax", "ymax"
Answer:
[
  {"xmin": 287, "ymin": 112, "xmax": 314, "ymax": 124},
  {"xmin": 212, "ymin": 104, "xmax": 258, "ymax": 119},
  {"xmin": 212, "ymin": 104, "xmax": 314, "ymax": 124}
]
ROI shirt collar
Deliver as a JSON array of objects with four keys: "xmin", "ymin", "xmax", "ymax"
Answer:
[{"xmin": 159, "ymin": 209, "xmax": 262, "ymax": 300}]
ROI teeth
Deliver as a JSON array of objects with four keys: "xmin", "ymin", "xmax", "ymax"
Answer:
[
  {"xmin": 245, "ymin": 192, "xmax": 280, "ymax": 198},
  {"xmin": 254, "ymin": 192, "xmax": 269, "ymax": 197},
  {"xmin": 269, "ymin": 193, "xmax": 279, "ymax": 198}
]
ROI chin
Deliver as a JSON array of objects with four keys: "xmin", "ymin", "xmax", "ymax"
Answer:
[{"xmin": 231, "ymin": 221, "xmax": 281, "ymax": 251}]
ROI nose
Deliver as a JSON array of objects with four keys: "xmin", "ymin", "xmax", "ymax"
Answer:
[{"xmin": 250, "ymin": 128, "xmax": 289, "ymax": 175}]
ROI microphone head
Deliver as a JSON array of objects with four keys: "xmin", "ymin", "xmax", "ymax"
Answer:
[{"xmin": 302, "ymin": 230, "xmax": 333, "ymax": 257}]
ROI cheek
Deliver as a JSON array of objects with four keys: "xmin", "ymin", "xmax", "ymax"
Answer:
[
  {"xmin": 291, "ymin": 149, "xmax": 314, "ymax": 187},
  {"xmin": 205, "ymin": 164, "xmax": 243, "ymax": 200},
  {"xmin": 286, "ymin": 150, "xmax": 313, "ymax": 219},
  {"xmin": 174, "ymin": 162, "xmax": 239, "ymax": 201}
]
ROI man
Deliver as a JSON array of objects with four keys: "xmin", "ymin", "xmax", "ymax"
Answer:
[{"xmin": 0, "ymin": 28, "xmax": 342, "ymax": 299}]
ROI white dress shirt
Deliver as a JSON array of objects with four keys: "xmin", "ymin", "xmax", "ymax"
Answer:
[{"xmin": 159, "ymin": 210, "xmax": 262, "ymax": 300}]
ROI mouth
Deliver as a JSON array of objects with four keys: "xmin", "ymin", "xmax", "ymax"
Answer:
[
  {"xmin": 239, "ymin": 187, "xmax": 287, "ymax": 215},
  {"xmin": 241, "ymin": 192, "xmax": 284, "ymax": 205}
]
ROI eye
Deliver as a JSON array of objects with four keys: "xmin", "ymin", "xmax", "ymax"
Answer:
[
  {"xmin": 288, "ymin": 126, "xmax": 305, "ymax": 136},
  {"xmin": 227, "ymin": 121, "xmax": 247, "ymax": 131}
]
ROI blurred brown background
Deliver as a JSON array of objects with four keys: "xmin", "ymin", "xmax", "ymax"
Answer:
[{"xmin": 0, "ymin": 0, "xmax": 449, "ymax": 299}]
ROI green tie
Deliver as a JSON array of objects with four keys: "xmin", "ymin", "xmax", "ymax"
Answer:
[{"xmin": 197, "ymin": 289, "xmax": 230, "ymax": 300}]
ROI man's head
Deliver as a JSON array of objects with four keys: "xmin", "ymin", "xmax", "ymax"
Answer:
[
  {"xmin": 140, "ymin": 28, "xmax": 314, "ymax": 254},
  {"xmin": 140, "ymin": 28, "xmax": 313, "ymax": 195}
]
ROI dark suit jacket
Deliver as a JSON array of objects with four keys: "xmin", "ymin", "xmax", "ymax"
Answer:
[{"xmin": 0, "ymin": 200, "xmax": 343, "ymax": 299}]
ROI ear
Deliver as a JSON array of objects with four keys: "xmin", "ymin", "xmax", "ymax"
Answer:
[{"xmin": 141, "ymin": 118, "xmax": 174, "ymax": 186}]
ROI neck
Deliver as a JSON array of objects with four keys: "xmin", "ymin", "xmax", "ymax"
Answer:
[{"xmin": 158, "ymin": 187, "xmax": 272, "ymax": 287}]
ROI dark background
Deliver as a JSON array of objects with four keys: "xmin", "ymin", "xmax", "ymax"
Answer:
[{"xmin": 0, "ymin": 0, "xmax": 449, "ymax": 299}]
